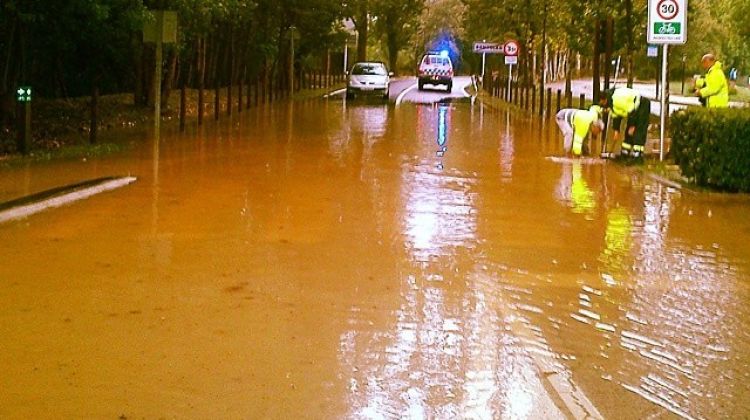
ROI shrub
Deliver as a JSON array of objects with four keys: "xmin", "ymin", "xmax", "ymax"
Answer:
[{"xmin": 671, "ymin": 107, "xmax": 750, "ymax": 192}]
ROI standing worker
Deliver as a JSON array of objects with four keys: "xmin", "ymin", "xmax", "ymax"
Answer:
[
  {"xmin": 598, "ymin": 87, "xmax": 651, "ymax": 160},
  {"xmin": 695, "ymin": 54, "xmax": 729, "ymax": 108},
  {"xmin": 555, "ymin": 105, "xmax": 604, "ymax": 157}
]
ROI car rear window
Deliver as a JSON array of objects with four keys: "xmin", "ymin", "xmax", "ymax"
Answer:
[
  {"xmin": 352, "ymin": 64, "xmax": 387, "ymax": 76},
  {"xmin": 422, "ymin": 56, "xmax": 451, "ymax": 67}
]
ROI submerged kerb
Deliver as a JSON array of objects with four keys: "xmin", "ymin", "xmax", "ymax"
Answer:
[{"xmin": 0, "ymin": 176, "xmax": 137, "ymax": 223}]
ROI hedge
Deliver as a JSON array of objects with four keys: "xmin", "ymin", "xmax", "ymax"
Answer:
[{"xmin": 671, "ymin": 107, "xmax": 750, "ymax": 192}]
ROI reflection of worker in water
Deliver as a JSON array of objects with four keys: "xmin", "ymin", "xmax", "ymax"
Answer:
[
  {"xmin": 555, "ymin": 162, "xmax": 596, "ymax": 215},
  {"xmin": 555, "ymin": 105, "xmax": 604, "ymax": 157},
  {"xmin": 599, "ymin": 206, "xmax": 633, "ymax": 273}
]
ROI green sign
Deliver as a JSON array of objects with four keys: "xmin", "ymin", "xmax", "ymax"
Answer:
[
  {"xmin": 654, "ymin": 22, "xmax": 682, "ymax": 36},
  {"xmin": 16, "ymin": 86, "xmax": 31, "ymax": 102},
  {"xmin": 143, "ymin": 10, "xmax": 177, "ymax": 44}
]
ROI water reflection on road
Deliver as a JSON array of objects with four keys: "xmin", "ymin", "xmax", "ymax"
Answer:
[{"xmin": 0, "ymin": 96, "xmax": 749, "ymax": 419}]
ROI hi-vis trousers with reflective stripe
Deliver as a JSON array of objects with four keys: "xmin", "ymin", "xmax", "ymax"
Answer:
[
  {"xmin": 556, "ymin": 109, "xmax": 577, "ymax": 155},
  {"xmin": 620, "ymin": 97, "xmax": 650, "ymax": 158}
]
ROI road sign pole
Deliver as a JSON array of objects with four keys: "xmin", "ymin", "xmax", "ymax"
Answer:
[
  {"xmin": 16, "ymin": 100, "xmax": 31, "ymax": 154},
  {"xmin": 647, "ymin": 0, "xmax": 686, "ymax": 161},
  {"xmin": 15, "ymin": 86, "xmax": 31, "ymax": 154},
  {"xmin": 507, "ymin": 64, "xmax": 513, "ymax": 100},
  {"xmin": 144, "ymin": 11, "xmax": 177, "ymax": 132},
  {"xmin": 343, "ymin": 40, "xmax": 348, "ymax": 74},
  {"xmin": 659, "ymin": 44, "xmax": 668, "ymax": 162}
]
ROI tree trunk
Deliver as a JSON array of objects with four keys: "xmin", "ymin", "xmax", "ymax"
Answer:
[
  {"xmin": 540, "ymin": 1, "xmax": 548, "ymax": 108},
  {"xmin": 227, "ymin": 29, "xmax": 234, "ymax": 116},
  {"xmin": 198, "ymin": 37, "xmax": 205, "ymax": 126},
  {"xmin": 180, "ymin": 59, "xmax": 186, "ymax": 132},
  {"xmin": 1, "ymin": 17, "xmax": 17, "ymax": 95},
  {"xmin": 1, "ymin": 17, "xmax": 18, "ymax": 124},
  {"xmin": 604, "ymin": 16, "xmax": 613, "ymax": 91},
  {"xmin": 132, "ymin": 33, "xmax": 146, "ymax": 106},
  {"xmin": 214, "ymin": 75, "xmax": 220, "ymax": 121},
  {"xmin": 386, "ymin": 18, "xmax": 399, "ymax": 73},
  {"xmin": 565, "ymin": 49, "xmax": 573, "ymax": 97},
  {"xmin": 145, "ymin": 43, "xmax": 156, "ymax": 108},
  {"xmin": 625, "ymin": 0, "xmax": 635, "ymax": 87},
  {"xmin": 356, "ymin": 8, "xmax": 368, "ymax": 62},
  {"xmin": 89, "ymin": 84, "xmax": 98, "ymax": 144},
  {"xmin": 593, "ymin": 18, "xmax": 601, "ymax": 103},
  {"xmin": 162, "ymin": 48, "xmax": 177, "ymax": 110}
]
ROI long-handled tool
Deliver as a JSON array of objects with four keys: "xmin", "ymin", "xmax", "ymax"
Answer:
[
  {"xmin": 600, "ymin": 111, "xmax": 616, "ymax": 159},
  {"xmin": 600, "ymin": 55, "xmax": 621, "ymax": 159}
]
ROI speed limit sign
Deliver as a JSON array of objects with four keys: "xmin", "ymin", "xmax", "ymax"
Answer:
[
  {"xmin": 503, "ymin": 40, "xmax": 520, "ymax": 56},
  {"xmin": 657, "ymin": 0, "xmax": 679, "ymax": 19},
  {"xmin": 648, "ymin": 0, "xmax": 687, "ymax": 44}
]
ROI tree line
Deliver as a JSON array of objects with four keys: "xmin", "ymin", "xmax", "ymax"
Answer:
[
  {"xmin": 459, "ymin": 0, "xmax": 749, "ymax": 98},
  {"xmin": 0, "ymin": 0, "xmax": 426, "ymax": 121},
  {"xmin": 0, "ymin": 0, "xmax": 747, "ymax": 121}
]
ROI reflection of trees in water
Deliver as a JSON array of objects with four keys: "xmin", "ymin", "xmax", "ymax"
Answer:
[{"xmin": 328, "ymin": 104, "xmax": 389, "ymax": 163}]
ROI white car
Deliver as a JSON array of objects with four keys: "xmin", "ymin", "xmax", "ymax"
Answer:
[{"xmin": 346, "ymin": 62, "xmax": 392, "ymax": 100}]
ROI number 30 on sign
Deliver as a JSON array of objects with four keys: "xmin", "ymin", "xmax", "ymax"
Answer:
[{"xmin": 648, "ymin": 0, "xmax": 687, "ymax": 44}]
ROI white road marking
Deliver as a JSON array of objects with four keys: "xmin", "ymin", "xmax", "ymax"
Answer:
[
  {"xmin": 395, "ymin": 83, "xmax": 418, "ymax": 106},
  {"xmin": 461, "ymin": 78, "xmax": 472, "ymax": 97},
  {"xmin": 472, "ymin": 270, "xmax": 604, "ymax": 419},
  {"xmin": 323, "ymin": 88, "xmax": 346, "ymax": 98},
  {"xmin": 0, "ymin": 177, "xmax": 137, "ymax": 223}
]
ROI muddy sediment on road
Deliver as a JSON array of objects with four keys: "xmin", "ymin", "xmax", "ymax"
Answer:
[{"xmin": 1, "ymin": 98, "xmax": 748, "ymax": 419}]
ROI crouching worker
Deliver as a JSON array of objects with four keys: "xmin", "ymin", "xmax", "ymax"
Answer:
[
  {"xmin": 556, "ymin": 105, "xmax": 604, "ymax": 157},
  {"xmin": 599, "ymin": 87, "xmax": 651, "ymax": 159}
]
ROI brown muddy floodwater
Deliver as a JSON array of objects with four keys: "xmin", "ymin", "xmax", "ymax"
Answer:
[{"xmin": 1, "ymin": 97, "xmax": 749, "ymax": 419}]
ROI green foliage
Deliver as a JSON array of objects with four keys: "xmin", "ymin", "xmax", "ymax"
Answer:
[
  {"xmin": 416, "ymin": 0, "xmax": 465, "ymax": 66},
  {"xmin": 671, "ymin": 107, "xmax": 750, "ymax": 192},
  {"xmin": 372, "ymin": 0, "xmax": 424, "ymax": 72},
  {"xmin": 0, "ymin": 0, "xmax": 746, "ymax": 109}
]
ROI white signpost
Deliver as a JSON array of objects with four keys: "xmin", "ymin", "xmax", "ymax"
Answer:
[
  {"xmin": 473, "ymin": 41, "xmax": 503, "ymax": 79},
  {"xmin": 504, "ymin": 40, "xmax": 520, "ymax": 98},
  {"xmin": 648, "ymin": 0, "xmax": 687, "ymax": 161}
]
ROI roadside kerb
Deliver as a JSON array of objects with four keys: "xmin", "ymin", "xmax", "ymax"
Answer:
[{"xmin": 0, "ymin": 176, "xmax": 137, "ymax": 224}]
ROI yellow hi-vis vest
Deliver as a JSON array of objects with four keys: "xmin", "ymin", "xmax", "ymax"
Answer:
[
  {"xmin": 699, "ymin": 61, "xmax": 729, "ymax": 108},
  {"xmin": 611, "ymin": 87, "xmax": 640, "ymax": 118},
  {"xmin": 570, "ymin": 109, "xmax": 599, "ymax": 156}
]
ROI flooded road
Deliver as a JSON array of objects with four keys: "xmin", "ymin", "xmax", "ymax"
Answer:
[{"xmin": 1, "ymin": 95, "xmax": 749, "ymax": 419}]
